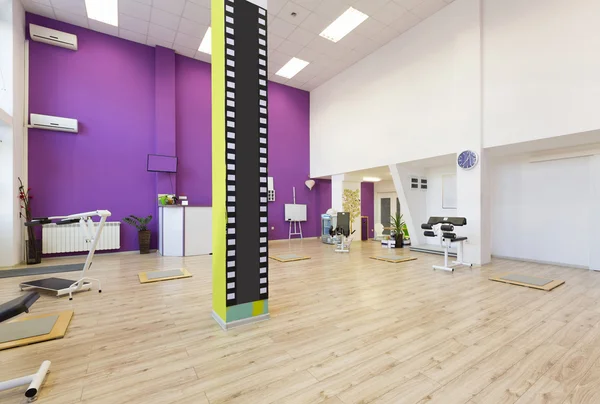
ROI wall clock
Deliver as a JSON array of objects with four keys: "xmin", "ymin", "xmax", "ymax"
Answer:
[{"xmin": 457, "ymin": 150, "xmax": 479, "ymax": 170}]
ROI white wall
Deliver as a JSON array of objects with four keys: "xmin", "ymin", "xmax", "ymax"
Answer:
[
  {"xmin": 425, "ymin": 165, "xmax": 457, "ymax": 245},
  {"xmin": 491, "ymin": 156, "xmax": 591, "ymax": 267},
  {"xmin": 311, "ymin": 0, "xmax": 600, "ymax": 177},
  {"xmin": 310, "ymin": 0, "xmax": 479, "ymax": 178},
  {"xmin": 483, "ymin": 0, "xmax": 600, "ymax": 147},
  {"xmin": 390, "ymin": 164, "xmax": 428, "ymax": 247},
  {"xmin": 374, "ymin": 180, "xmax": 396, "ymax": 194}
]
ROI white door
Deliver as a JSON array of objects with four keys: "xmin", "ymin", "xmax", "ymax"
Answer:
[{"xmin": 376, "ymin": 192, "xmax": 400, "ymax": 236}]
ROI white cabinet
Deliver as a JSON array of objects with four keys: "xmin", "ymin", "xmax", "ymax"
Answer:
[{"xmin": 158, "ymin": 206, "xmax": 211, "ymax": 257}]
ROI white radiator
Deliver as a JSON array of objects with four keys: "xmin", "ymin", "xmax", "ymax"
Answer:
[{"xmin": 42, "ymin": 222, "xmax": 121, "ymax": 254}]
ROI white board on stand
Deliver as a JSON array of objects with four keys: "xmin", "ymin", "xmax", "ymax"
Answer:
[{"xmin": 285, "ymin": 204, "xmax": 307, "ymax": 222}]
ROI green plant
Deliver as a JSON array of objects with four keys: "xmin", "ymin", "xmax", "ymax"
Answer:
[
  {"xmin": 122, "ymin": 215, "xmax": 153, "ymax": 231},
  {"xmin": 401, "ymin": 223, "xmax": 410, "ymax": 240},
  {"xmin": 390, "ymin": 213, "xmax": 406, "ymax": 241}
]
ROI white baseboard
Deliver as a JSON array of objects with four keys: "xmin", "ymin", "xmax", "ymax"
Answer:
[
  {"xmin": 212, "ymin": 310, "xmax": 270, "ymax": 331},
  {"xmin": 491, "ymin": 254, "xmax": 589, "ymax": 270},
  {"xmin": 269, "ymin": 237, "xmax": 318, "ymax": 243}
]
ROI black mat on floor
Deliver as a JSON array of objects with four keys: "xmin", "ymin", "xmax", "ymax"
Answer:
[{"xmin": 0, "ymin": 264, "xmax": 84, "ymax": 279}]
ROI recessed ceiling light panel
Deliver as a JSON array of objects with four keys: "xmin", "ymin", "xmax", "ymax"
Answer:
[
  {"xmin": 276, "ymin": 57, "xmax": 309, "ymax": 79},
  {"xmin": 85, "ymin": 0, "xmax": 118, "ymax": 27},
  {"xmin": 319, "ymin": 7, "xmax": 368, "ymax": 43}
]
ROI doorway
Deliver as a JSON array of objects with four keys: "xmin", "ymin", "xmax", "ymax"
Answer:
[{"xmin": 376, "ymin": 192, "xmax": 400, "ymax": 236}]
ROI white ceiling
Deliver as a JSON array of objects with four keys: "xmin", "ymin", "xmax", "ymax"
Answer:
[
  {"xmin": 347, "ymin": 166, "xmax": 393, "ymax": 181},
  {"xmin": 21, "ymin": 0, "xmax": 455, "ymax": 91}
]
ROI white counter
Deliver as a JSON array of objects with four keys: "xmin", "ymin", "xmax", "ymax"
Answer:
[{"xmin": 158, "ymin": 206, "xmax": 211, "ymax": 257}]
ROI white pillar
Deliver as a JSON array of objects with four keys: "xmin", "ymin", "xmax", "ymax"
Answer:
[
  {"xmin": 590, "ymin": 155, "xmax": 600, "ymax": 271},
  {"xmin": 331, "ymin": 174, "xmax": 344, "ymax": 212},
  {"xmin": 456, "ymin": 150, "xmax": 491, "ymax": 265},
  {"xmin": 0, "ymin": 0, "xmax": 25, "ymax": 267},
  {"xmin": 453, "ymin": 0, "xmax": 489, "ymax": 266}
]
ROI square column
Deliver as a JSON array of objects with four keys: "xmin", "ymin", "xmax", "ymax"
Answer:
[{"xmin": 212, "ymin": 0, "xmax": 269, "ymax": 329}]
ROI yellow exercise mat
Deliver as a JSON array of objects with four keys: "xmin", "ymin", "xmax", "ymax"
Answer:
[
  {"xmin": 489, "ymin": 273, "xmax": 565, "ymax": 291},
  {"xmin": 269, "ymin": 254, "xmax": 311, "ymax": 262},
  {"xmin": 138, "ymin": 268, "xmax": 193, "ymax": 284},
  {"xmin": 0, "ymin": 310, "xmax": 73, "ymax": 351},
  {"xmin": 370, "ymin": 256, "xmax": 417, "ymax": 264}
]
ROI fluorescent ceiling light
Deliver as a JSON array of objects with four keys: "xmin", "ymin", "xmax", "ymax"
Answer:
[
  {"xmin": 198, "ymin": 27, "xmax": 212, "ymax": 54},
  {"xmin": 276, "ymin": 57, "xmax": 309, "ymax": 79},
  {"xmin": 85, "ymin": 0, "xmax": 118, "ymax": 27},
  {"xmin": 363, "ymin": 177, "xmax": 381, "ymax": 182},
  {"xmin": 320, "ymin": 7, "xmax": 368, "ymax": 43}
]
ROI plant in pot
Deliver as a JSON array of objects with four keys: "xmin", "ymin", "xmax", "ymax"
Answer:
[
  {"xmin": 122, "ymin": 215, "xmax": 153, "ymax": 254},
  {"xmin": 18, "ymin": 178, "xmax": 41, "ymax": 264},
  {"xmin": 390, "ymin": 212, "xmax": 406, "ymax": 248}
]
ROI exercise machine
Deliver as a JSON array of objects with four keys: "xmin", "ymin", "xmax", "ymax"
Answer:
[
  {"xmin": 0, "ymin": 292, "xmax": 51, "ymax": 402},
  {"xmin": 332, "ymin": 212, "xmax": 355, "ymax": 253},
  {"xmin": 21, "ymin": 210, "xmax": 111, "ymax": 299},
  {"xmin": 335, "ymin": 230, "xmax": 356, "ymax": 253},
  {"xmin": 421, "ymin": 216, "xmax": 472, "ymax": 272}
]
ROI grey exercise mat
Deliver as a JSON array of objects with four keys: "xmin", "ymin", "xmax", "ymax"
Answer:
[
  {"xmin": 0, "ymin": 315, "xmax": 59, "ymax": 344},
  {"xmin": 500, "ymin": 273, "xmax": 552, "ymax": 287},
  {"xmin": 0, "ymin": 264, "xmax": 84, "ymax": 279},
  {"xmin": 146, "ymin": 269, "xmax": 185, "ymax": 280}
]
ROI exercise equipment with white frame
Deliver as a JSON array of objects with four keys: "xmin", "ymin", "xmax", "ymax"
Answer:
[
  {"xmin": 20, "ymin": 210, "xmax": 111, "ymax": 299},
  {"xmin": 421, "ymin": 216, "xmax": 472, "ymax": 272},
  {"xmin": 335, "ymin": 230, "xmax": 356, "ymax": 253},
  {"xmin": 0, "ymin": 292, "xmax": 51, "ymax": 402}
]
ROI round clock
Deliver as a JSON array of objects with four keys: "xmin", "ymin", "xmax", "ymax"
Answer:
[{"xmin": 457, "ymin": 150, "xmax": 479, "ymax": 170}]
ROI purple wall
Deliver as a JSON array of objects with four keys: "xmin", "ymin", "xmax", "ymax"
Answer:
[
  {"xmin": 175, "ymin": 54, "xmax": 212, "ymax": 206},
  {"xmin": 155, "ymin": 47, "xmax": 177, "ymax": 195},
  {"xmin": 361, "ymin": 182, "xmax": 375, "ymax": 239},
  {"xmin": 175, "ymin": 55, "xmax": 315, "ymax": 240},
  {"xmin": 266, "ymin": 83, "xmax": 314, "ymax": 239},
  {"xmin": 27, "ymin": 14, "xmax": 157, "ymax": 252},
  {"xmin": 27, "ymin": 14, "xmax": 316, "ymax": 252}
]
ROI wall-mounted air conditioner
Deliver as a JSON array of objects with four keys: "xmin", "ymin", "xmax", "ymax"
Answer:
[
  {"xmin": 30, "ymin": 114, "xmax": 78, "ymax": 133},
  {"xmin": 30, "ymin": 24, "xmax": 78, "ymax": 51}
]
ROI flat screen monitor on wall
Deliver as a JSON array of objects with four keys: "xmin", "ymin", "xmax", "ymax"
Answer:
[{"xmin": 147, "ymin": 154, "xmax": 178, "ymax": 173}]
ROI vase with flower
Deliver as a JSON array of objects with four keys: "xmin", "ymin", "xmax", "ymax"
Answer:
[{"xmin": 18, "ymin": 177, "xmax": 41, "ymax": 264}]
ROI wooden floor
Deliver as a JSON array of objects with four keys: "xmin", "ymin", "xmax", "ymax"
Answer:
[{"xmin": 1, "ymin": 240, "xmax": 600, "ymax": 403}]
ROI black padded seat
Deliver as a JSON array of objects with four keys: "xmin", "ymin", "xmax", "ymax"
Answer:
[
  {"xmin": 0, "ymin": 292, "xmax": 40, "ymax": 323},
  {"xmin": 450, "ymin": 236, "xmax": 468, "ymax": 242}
]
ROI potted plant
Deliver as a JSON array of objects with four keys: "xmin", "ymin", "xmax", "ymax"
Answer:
[
  {"xmin": 122, "ymin": 215, "xmax": 153, "ymax": 254},
  {"xmin": 390, "ymin": 212, "xmax": 406, "ymax": 248},
  {"xmin": 18, "ymin": 178, "xmax": 41, "ymax": 264},
  {"xmin": 401, "ymin": 222, "xmax": 411, "ymax": 246}
]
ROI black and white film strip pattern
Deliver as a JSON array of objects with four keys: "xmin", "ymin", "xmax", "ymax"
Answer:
[
  {"xmin": 225, "ymin": 0, "xmax": 237, "ymax": 306},
  {"xmin": 258, "ymin": 6, "xmax": 269, "ymax": 301},
  {"xmin": 222, "ymin": 0, "xmax": 269, "ymax": 307}
]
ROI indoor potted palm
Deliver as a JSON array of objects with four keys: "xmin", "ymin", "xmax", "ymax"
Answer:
[
  {"xmin": 390, "ymin": 212, "xmax": 406, "ymax": 248},
  {"xmin": 122, "ymin": 215, "xmax": 153, "ymax": 254}
]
